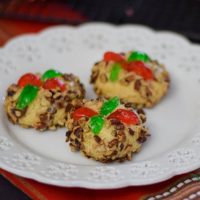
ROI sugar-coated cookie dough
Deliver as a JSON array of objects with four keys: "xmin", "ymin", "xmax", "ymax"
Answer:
[
  {"xmin": 4, "ymin": 69, "xmax": 85, "ymax": 131},
  {"xmin": 66, "ymin": 97, "xmax": 149, "ymax": 163},
  {"xmin": 90, "ymin": 51, "xmax": 170, "ymax": 108}
]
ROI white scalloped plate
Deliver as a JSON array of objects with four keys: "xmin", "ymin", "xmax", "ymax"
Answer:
[{"xmin": 0, "ymin": 23, "xmax": 200, "ymax": 189}]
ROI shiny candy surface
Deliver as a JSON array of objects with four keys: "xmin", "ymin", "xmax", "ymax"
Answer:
[
  {"xmin": 127, "ymin": 61, "xmax": 154, "ymax": 80},
  {"xmin": 108, "ymin": 109, "xmax": 139, "ymax": 125},
  {"xmin": 128, "ymin": 51, "xmax": 150, "ymax": 63},
  {"xmin": 109, "ymin": 63, "xmax": 122, "ymax": 81},
  {"xmin": 72, "ymin": 107, "xmax": 98, "ymax": 120},
  {"xmin": 18, "ymin": 73, "xmax": 42, "ymax": 87},
  {"xmin": 100, "ymin": 97, "xmax": 120, "ymax": 116},
  {"xmin": 43, "ymin": 78, "xmax": 66, "ymax": 91},
  {"xmin": 104, "ymin": 51, "xmax": 124, "ymax": 62},
  {"xmin": 41, "ymin": 69, "xmax": 62, "ymax": 81},
  {"xmin": 89, "ymin": 115, "xmax": 104, "ymax": 135},
  {"xmin": 16, "ymin": 85, "xmax": 39, "ymax": 110}
]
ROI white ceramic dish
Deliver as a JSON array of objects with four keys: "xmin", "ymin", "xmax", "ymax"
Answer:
[{"xmin": 0, "ymin": 23, "xmax": 200, "ymax": 189}]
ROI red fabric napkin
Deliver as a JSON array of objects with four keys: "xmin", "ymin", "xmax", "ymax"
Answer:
[{"xmin": 1, "ymin": 168, "xmax": 200, "ymax": 200}]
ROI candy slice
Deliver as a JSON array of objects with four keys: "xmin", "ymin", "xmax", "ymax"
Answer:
[
  {"xmin": 100, "ymin": 97, "xmax": 120, "ymax": 116},
  {"xmin": 72, "ymin": 107, "xmax": 98, "ymax": 120},
  {"xmin": 104, "ymin": 51, "xmax": 124, "ymax": 62},
  {"xmin": 41, "ymin": 69, "xmax": 62, "ymax": 81},
  {"xmin": 127, "ymin": 61, "xmax": 154, "ymax": 80},
  {"xmin": 108, "ymin": 109, "xmax": 139, "ymax": 125},
  {"xmin": 128, "ymin": 51, "xmax": 150, "ymax": 62},
  {"xmin": 109, "ymin": 63, "xmax": 122, "ymax": 82},
  {"xmin": 43, "ymin": 78, "xmax": 66, "ymax": 91},
  {"xmin": 89, "ymin": 115, "xmax": 104, "ymax": 135},
  {"xmin": 16, "ymin": 85, "xmax": 39, "ymax": 110},
  {"xmin": 18, "ymin": 73, "xmax": 42, "ymax": 87}
]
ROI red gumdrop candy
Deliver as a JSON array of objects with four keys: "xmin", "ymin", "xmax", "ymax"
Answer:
[
  {"xmin": 127, "ymin": 61, "xmax": 154, "ymax": 80},
  {"xmin": 18, "ymin": 73, "xmax": 42, "ymax": 87},
  {"xmin": 72, "ymin": 107, "xmax": 98, "ymax": 120},
  {"xmin": 43, "ymin": 78, "xmax": 66, "ymax": 91},
  {"xmin": 104, "ymin": 51, "xmax": 124, "ymax": 62},
  {"xmin": 108, "ymin": 109, "xmax": 139, "ymax": 125}
]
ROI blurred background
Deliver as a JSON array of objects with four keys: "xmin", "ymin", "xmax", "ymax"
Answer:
[{"xmin": 0, "ymin": 0, "xmax": 200, "ymax": 43}]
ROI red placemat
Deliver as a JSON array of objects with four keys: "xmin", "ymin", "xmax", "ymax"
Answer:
[{"xmin": 1, "ymin": 168, "xmax": 200, "ymax": 200}]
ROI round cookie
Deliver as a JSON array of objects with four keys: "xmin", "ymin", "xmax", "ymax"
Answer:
[
  {"xmin": 4, "ymin": 69, "xmax": 85, "ymax": 131},
  {"xmin": 90, "ymin": 51, "xmax": 170, "ymax": 108},
  {"xmin": 66, "ymin": 97, "xmax": 149, "ymax": 163}
]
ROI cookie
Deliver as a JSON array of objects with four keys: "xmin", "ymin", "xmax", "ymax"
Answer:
[
  {"xmin": 66, "ymin": 97, "xmax": 149, "ymax": 163},
  {"xmin": 90, "ymin": 51, "xmax": 170, "ymax": 108},
  {"xmin": 4, "ymin": 69, "xmax": 85, "ymax": 131}
]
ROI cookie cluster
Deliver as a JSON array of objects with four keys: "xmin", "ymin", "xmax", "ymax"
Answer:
[
  {"xmin": 4, "ymin": 50, "xmax": 170, "ymax": 162},
  {"xmin": 5, "ymin": 69, "xmax": 85, "ymax": 131},
  {"xmin": 90, "ymin": 51, "xmax": 170, "ymax": 108}
]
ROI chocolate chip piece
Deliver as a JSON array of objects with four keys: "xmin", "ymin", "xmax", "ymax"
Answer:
[
  {"xmin": 74, "ymin": 139, "xmax": 81, "ymax": 149},
  {"xmin": 119, "ymin": 143, "xmax": 124, "ymax": 150},
  {"xmin": 110, "ymin": 118, "xmax": 121, "ymax": 125},
  {"xmin": 66, "ymin": 130, "xmax": 72, "ymax": 137},
  {"xmin": 70, "ymin": 143, "xmax": 79, "ymax": 151},
  {"xmin": 125, "ymin": 144, "xmax": 132, "ymax": 150},
  {"xmin": 124, "ymin": 102, "xmax": 134, "ymax": 108},
  {"xmin": 141, "ymin": 128, "xmax": 147, "ymax": 136},
  {"xmin": 94, "ymin": 61, "xmax": 100, "ymax": 66},
  {"xmin": 47, "ymin": 107, "xmax": 57, "ymax": 114},
  {"xmin": 7, "ymin": 90, "xmax": 15, "ymax": 97},
  {"xmin": 108, "ymin": 139, "xmax": 118, "ymax": 148},
  {"xmin": 94, "ymin": 135, "xmax": 101, "ymax": 143},
  {"xmin": 146, "ymin": 87, "xmax": 152, "ymax": 97},
  {"xmin": 74, "ymin": 127, "xmax": 83, "ymax": 138},
  {"xmin": 63, "ymin": 74, "xmax": 73, "ymax": 81},
  {"xmin": 66, "ymin": 130, "xmax": 72, "ymax": 142},
  {"xmin": 36, "ymin": 122, "xmax": 47, "ymax": 131},
  {"xmin": 137, "ymin": 136, "xmax": 147, "ymax": 143},
  {"xmin": 40, "ymin": 113, "xmax": 48, "ymax": 122},
  {"xmin": 65, "ymin": 103, "xmax": 73, "ymax": 112},
  {"xmin": 134, "ymin": 79, "xmax": 141, "ymax": 90},
  {"xmin": 90, "ymin": 70, "xmax": 99, "ymax": 83},
  {"xmin": 137, "ymin": 129, "xmax": 147, "ymax": 143},
  {"xmin": 128, "ymin": 128, "xmax": 135, "ymax": 136},
  {"xmin": 110, "ymin": 150, "xmax": 118, "ymax": 156},
  {"xmin": 116, "ymin": 123, "xmax": 125, "ymax": 130},
  {"xmin": 137, "ymin": 109, "xmax": 145, "ymax": 115},
  {"xmin": 57, "ymin": 101, "xmax": 65, "ymax": 109}
]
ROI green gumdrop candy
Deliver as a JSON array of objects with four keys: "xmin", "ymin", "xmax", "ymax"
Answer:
[
  {"xmin": 89, "ymin": 115, "xmax": 104, "ymax": 135},
  {"xmin": 16, "ymin": 85, "xmax": 39, "ymax": 110},
  {"xmin": 109, "ymin": 63, "xmax": 122, "ymax": 82},
  {"xmin": 128, "ymin": 51, "xmax": 150, "ymax": 62},
  {"xmin": 100, "ymin": 97, "xmax": 120, "ymax": 116},
  {"xmin": 41, "ymin": 69, "xmax": 62, "ymax": 81}
]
